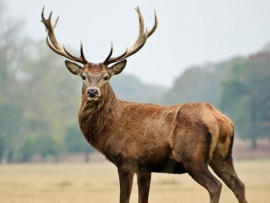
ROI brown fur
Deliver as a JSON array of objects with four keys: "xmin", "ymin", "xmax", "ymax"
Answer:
[{"xmin": 72, "ymin": 63, "xmax": 247, "ymax": 203}]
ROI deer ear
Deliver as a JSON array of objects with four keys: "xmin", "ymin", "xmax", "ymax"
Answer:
[
  {"xmin": 109, "ymin": 60, "xmax": 127, "ymax": 75},
  {"xmin": 65, "ymin": 60, "xmax": 84, "ymax": 75}
]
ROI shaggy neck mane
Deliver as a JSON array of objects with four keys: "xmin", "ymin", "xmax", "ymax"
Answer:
[{"xmin": 78, "ymin": 83, "xmax": 120, "ymax": 152}]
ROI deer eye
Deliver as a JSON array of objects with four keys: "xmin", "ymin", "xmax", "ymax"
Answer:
[
  {"xmin": 103, "ymin": 76, "xmax": 109, "ymax": 81},
  {"xmin": 81, "ymin": 74, "xmax": 86, "ymax": 80}
]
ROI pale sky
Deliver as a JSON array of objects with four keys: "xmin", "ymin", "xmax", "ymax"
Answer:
[{"xmin": 4, "ymin": 0, "xmax": 270, "ymax": 87}]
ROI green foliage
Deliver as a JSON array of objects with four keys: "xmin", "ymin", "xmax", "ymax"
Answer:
[
  {"xmin": 221, "ymin": 53, "xmax": 270, "ymax": 148},
  {"xmin": 0, "ymin": 104, "xmax": 23, "ymax": 162},
  {"xmin": 0, "ymin": 2, "xmax": 29, "ymax": 162},
  {"xmin": 18, "ymin": 136, "xmax": 36, "ymax": 162},
  {"xmin": 64, "ymin": 125, "xmax": 95, "ymax": 154},
  {"xmin": 0, "ymin": 133, "xmax": 6, "ymax": 160},
  {"xmin": 35, "ymin": 134, "xmax": 63, "ymax": 160},
  {"xmin": 162, "ymin": 58, "xmax": 242, "ymax": 107},
  {"xmin": 110, "ymin": 74, "xmax": 166, "ymax": 103}
]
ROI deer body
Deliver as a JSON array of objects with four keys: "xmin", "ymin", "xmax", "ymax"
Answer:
[
  {"xmin": 41, "ymin": 7, "xmax": 247, "ymax": 203},
  {"xmin": 79, "ymin": 83, "xmax": 231, "ymax": 174}
]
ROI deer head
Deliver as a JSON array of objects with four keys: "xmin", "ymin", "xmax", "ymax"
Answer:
[{"xmin": 41, "ymin": 6, "xmax": 157, "ymax": 102}]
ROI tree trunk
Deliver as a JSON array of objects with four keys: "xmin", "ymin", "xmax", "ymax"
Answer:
[{"xmin": 250, "ymin": 98, "xmax": 257, "ymax": 149}]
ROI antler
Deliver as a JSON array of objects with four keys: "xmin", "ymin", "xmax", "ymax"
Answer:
[
  {"xmin": 103, "ymin": 7, "xmax": 158, "ymax": 65},
  {"xmin": 41, "ymin": 6, "xmax": 88, "ymax": 64}
]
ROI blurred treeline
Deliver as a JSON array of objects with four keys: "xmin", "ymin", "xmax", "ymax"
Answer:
[{"xmin": 1, "ymin": 2, "xmax": 270, "ymax": 163}]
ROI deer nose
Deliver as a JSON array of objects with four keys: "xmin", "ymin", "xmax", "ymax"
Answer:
[{"xmin": 87, "ymin": 88, "xmax": 99, "ymax": 98}]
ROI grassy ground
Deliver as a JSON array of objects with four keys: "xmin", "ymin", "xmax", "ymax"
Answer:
[{"xmin": 0, "ymin": 159, "xmax": 269, "ymax": 203}]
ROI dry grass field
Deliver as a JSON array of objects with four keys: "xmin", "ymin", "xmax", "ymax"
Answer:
[{"xmin": 0, "ymin": 159, "xmax": 269, "ymax": 203}]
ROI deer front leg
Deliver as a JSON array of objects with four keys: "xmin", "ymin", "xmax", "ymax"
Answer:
[
  {"xmin": 118, "ymin": 168, "xmax": 134, "ymax": 203},
  {"xmin": 137, "ymin": 172, "xmax": 151, "ymax": 203}
]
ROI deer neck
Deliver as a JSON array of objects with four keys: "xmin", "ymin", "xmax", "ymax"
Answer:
[{"xmin": 78, "ymin": 83, "xmax": 120, "ymax": 152}]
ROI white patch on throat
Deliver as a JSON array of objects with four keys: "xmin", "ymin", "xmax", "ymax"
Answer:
[{"xmin": 87, "ymin": 97, "xmax": 99, "ymax": 101}]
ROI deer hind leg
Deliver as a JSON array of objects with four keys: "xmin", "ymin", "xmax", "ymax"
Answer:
[
  {"xmin": 137, "ymin": 172, "xmax": 151, "ymax": 203},
  {"xmin": 118, "ymin": 168, "xmax": 135, "ymax": 203},
  {"xmin": 184, "ymin": 160, "xmax": 222, "ymax": 203},
  {"xmin": 209, "ymin": 153, "xmax": 247, "ymax": 203}
]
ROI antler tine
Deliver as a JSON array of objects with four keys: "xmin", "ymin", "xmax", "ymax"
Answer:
[
  {"xmin": 80, "ymin": 42, "xmax": 88, "ymax": 63},
  {"xmin": 41, "ymin": 6, "xmax": 88, "ymax": 64},
  {"xmin": 103, "ymin": 7, "xmax": 158, "ymax": 65},
  {"xmin": 53, "ymin": 16, "xmax": 59, "ymax": 29},
  {"xmin": 103, "ymin": 43, "xmax": 114, "ymax": 64},
  {"xmin": 147, "ymin": 10, "xmax": 158, "ymax": 37},
  {"xmin": 103, "ymin": 43, "xmax": 128, "ymax": 65}
]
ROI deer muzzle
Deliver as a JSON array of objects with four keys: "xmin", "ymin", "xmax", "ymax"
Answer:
[{"xmin": 86, "ymin": 88, "xmax": 100, "ymax": 101}]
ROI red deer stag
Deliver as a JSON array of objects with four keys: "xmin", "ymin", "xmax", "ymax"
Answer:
[{"xmin": 41, "ymin": 7, "xmax": 247, "ymax": 203}]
